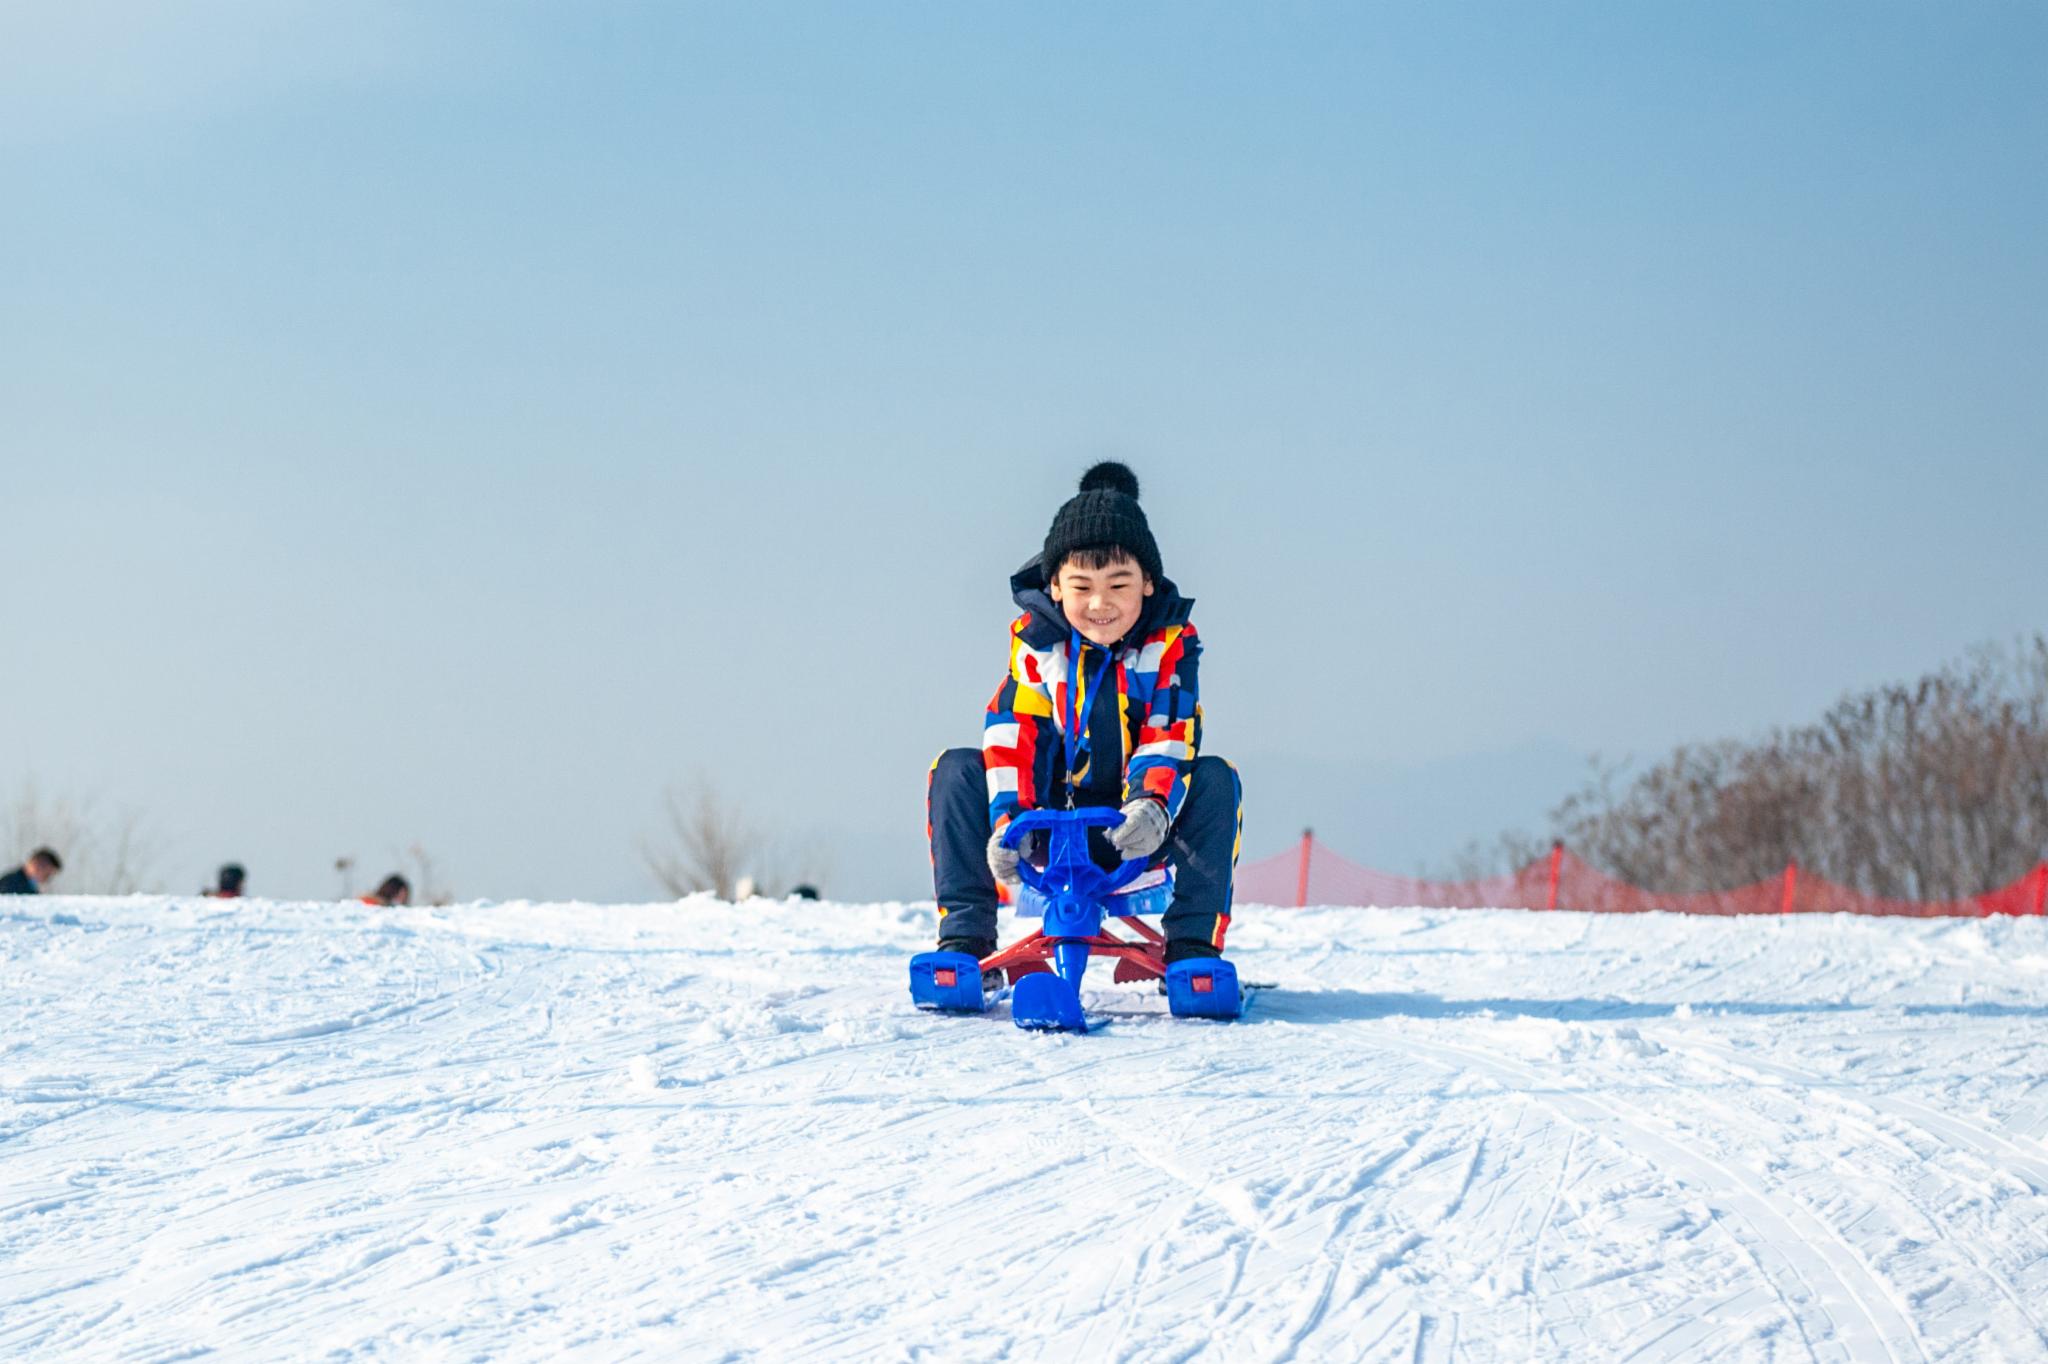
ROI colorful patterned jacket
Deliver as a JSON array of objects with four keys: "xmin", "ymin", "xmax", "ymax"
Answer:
[{"xmin": 982, "ymin": 558, "xmax": 1202, "ymax": 830}]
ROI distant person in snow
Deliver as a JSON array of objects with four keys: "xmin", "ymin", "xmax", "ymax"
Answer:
[
  {"xmin": 205, "ymin": 863, "xmax": 247, "ymax": 898},
  {"xmin": 926, "ymin": 460, "xmax": 1240, "ymax": 966},
  {"xmin": 0, "ymin": 847, "xmax": 64, "ymax": 895},
  {"xmin": 362, "ymin": 874, "xmax": 410, "ymax": 907}
]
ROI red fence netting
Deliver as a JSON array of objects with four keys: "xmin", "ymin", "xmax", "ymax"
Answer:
[{"xmin": 1234, "ymin": 833, "xmax": 2048, "ymax": 918}]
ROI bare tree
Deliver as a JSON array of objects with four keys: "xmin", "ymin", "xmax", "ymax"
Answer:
[
  {"xmin": 1, "ymin": 777, "xmax": 160, "ymax": 894},
  {"xmin": 1487, "ymin": 635, "xmax": 2048, "ymax": 901},
  {"xmin": 643, "ymin": 780, "xmax": 758, "ymax": 900},
  {"xmin": 641, "ymin": 780, "xmax": 835, "ymax": 901}
]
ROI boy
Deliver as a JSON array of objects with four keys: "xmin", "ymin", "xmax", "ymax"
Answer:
[
  {"xmin": 927, "ymin": 461, "xmax": 1242, "ymax": 967},
  {"xmin": 0, "ymin": 847, "xmax": 63, "ymax": 895}
]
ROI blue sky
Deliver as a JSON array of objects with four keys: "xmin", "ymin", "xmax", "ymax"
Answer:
[{"xmin": 4, "ymin": 3, "xmax": 2044, "ymax": 901}]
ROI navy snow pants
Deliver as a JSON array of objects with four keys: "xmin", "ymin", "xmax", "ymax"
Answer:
[{"xmin": 927, "ymin": 748, "xmax": 1242, "ymax": 949}]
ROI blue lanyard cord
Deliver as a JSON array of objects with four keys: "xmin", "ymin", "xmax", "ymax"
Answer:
[{"xmin": 1064, "ymin": 628, "xmax": 1119, "ymax": 806}]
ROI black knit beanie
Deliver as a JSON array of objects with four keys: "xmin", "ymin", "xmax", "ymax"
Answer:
[{"xmin": 1041, "ymin": 461, "xmax": 1163, "ymax": 585}]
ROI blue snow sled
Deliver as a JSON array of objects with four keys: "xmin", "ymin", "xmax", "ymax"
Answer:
[{"xmin": 908, "ymin": 807, "xmax": 1243, "ymax": 1032}]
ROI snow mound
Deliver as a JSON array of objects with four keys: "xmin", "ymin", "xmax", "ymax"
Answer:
[{"xmin": 5, "ymin": 894, "xmax": 2048, "ymax": 1361}]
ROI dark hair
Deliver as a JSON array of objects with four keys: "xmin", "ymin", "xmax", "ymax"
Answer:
[
  {"xmin": 1050, "ymin": 544, "xmax": 1145, "ymax": 577},
  {"xmin": 375, "ymin": 874, "xmax": 410, "ymax": 901},
  {"xmin": 29, "ymin": 847, "xmax": 61, "ymax": 872},
  {"xmin": 218, "ymin": 863, "xmax": 246, "ymax": 894}
]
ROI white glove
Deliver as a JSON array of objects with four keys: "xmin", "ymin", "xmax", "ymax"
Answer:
[
  {"xmin": 1108, "ymin": 799, "xmax": 1170, "ymax": 860},
  {"xmin": 986, "ymin": 826, "xmax": 1041, "ymax": 887}
]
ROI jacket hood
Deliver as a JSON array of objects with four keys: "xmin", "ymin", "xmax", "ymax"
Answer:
[{"xmin": 1009, "ymin": 554, "xmax": 1193, "ymax": 651}]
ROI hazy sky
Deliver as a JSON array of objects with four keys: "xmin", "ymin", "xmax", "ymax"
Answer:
[{"xmin": 5, "ymin": 3, "xmax": 2044, "ymax": 902}]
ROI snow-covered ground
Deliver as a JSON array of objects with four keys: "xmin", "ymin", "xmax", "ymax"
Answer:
[{"xmin": 5, "ymin": 895, "xmax": 2048, "ymax": 1362}]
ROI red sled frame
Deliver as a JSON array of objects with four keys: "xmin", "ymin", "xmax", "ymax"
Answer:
[{"xmin": 978, "ymin": 912, "xmax": 1167, "ymax": 987}]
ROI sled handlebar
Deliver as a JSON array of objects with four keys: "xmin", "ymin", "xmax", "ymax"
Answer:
[
  {"xmin": 1001, "ymin": 807, "xmax": 1150, "ymax": 900},
  {"xmin": 999, "ymin": 807, "xmax": 1125, "ymax": 843}
]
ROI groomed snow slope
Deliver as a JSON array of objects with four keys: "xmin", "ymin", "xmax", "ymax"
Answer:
[{"xmin": 5, "ymin": 895, "xmax": 2048, "ymax": 1362}]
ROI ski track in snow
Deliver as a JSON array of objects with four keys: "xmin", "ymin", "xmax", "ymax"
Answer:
[{"xmin": 4, "ymin": 897, "xmax": 2048, "ymax": 1361}]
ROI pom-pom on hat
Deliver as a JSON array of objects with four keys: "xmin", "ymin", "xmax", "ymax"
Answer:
[{"xmin": 1040, "ymin": 460, "xmax": 1163, "ymax": 584}]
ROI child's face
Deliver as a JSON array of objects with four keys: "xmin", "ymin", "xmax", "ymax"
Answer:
[{"xmin": 1049, "ymin": 555, "xmax": 1154, "ymax": 646}]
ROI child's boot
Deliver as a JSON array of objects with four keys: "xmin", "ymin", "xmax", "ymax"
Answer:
[
  {"xmin": 1162, "ymin": 939, "xmax": 1241, "ymax": 1019},
  {"xmin": 911, "ymin": 936, "xmax": 1003, "ymax": 1012}
]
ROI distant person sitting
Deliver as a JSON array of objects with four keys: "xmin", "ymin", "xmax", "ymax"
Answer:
[
  {"xmin": 0, "ymin": 847, "xmax": 63, "ymax": 895},
  {"xmin": 361, "ymin": 874, "xmax": 411, "ymax": 907},
  {"xmin": 205, "ymin": 863, "xmax": 247, "ymax": 898}
]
